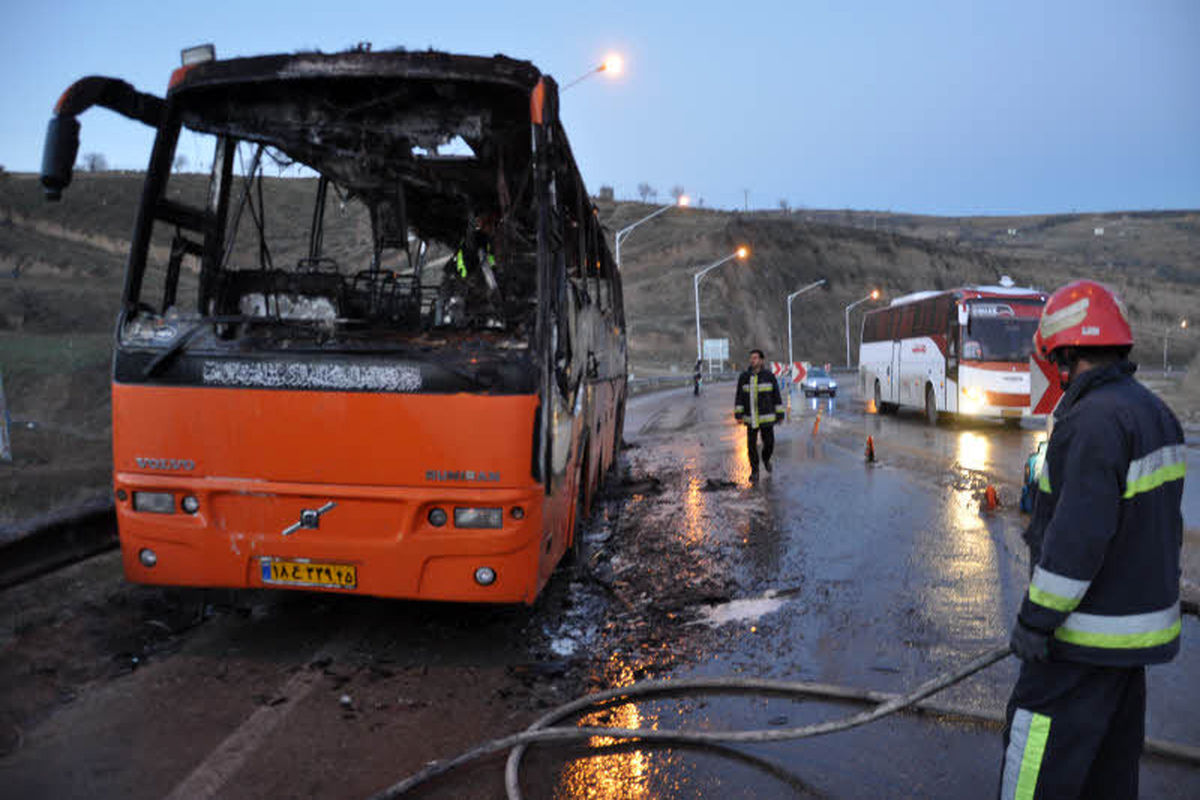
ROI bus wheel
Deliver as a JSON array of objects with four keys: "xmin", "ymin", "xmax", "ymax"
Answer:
[
  {"xmin": 874, "ymin": 380, "xmax": 894, "ymax": 414},
  {"xmin": 925, "ymin": 385, "xmax": 939, "ymax": 426},
  {"xmin": 566, "ymin": 461, "xmax": 588, "ymax": 572}
]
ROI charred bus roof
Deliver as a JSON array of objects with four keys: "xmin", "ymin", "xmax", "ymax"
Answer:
[
  {"xmin": 167, "ymin": 49, "xmax": 543, "ymax": 94},
  {"xmin": 43, "ymin": 50, "xmax": 558, "ymax": 237},
  {"xmin": 167, "ymin": 50, "xmax": 547, "ymax": 242}
]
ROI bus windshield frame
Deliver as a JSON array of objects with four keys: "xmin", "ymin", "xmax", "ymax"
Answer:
[{"xmin": 961, "ymin": 299, "xmax": 1043, "ymax": 363}]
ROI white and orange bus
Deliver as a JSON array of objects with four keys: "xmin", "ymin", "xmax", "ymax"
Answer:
[
  {"xmin": 859, "ymin": 283, "xmax": 1047, "ymax": 424},
  {"xmin": 40, "ymin": 48, "xmax": 625, "ymax": 603}
]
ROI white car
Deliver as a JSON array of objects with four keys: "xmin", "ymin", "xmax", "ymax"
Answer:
[{"xmin": 801, "ymin": 366, "xmax": 838, "ymax": 397}]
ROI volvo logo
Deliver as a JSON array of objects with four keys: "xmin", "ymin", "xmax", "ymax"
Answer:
[
  {"xmin": 135, "ymin": 457, "xmax": 195, "ymax": 471},
  {"xmin": 282, "ymin": 501, "xmax": 337, "ymax": 536}
]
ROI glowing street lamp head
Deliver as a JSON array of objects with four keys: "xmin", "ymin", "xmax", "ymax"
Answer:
[
  {"xmin": 870, "ymin": 289, "xmax": 880, "ymax": 300},
  {"xmin": 1181, "ymin": 319, "xmax": 1188, "ymax": 330},
  {"xmin": 735, "ymin": 246, "xmax": 750, "ymax": 260},
  {"xmin": 677, "ymin": 194, "xmax": 691, "ymax": 207},
  {"xmin": 600, "ymin": 53, "xmax": 623, "ymax": 76}
]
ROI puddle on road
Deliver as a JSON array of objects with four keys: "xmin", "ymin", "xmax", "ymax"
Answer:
[{"xmin": 695, "ymin": 593, "xmax": 786, "ymax": 627}]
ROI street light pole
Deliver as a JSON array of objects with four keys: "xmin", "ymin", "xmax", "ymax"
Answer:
[
  {"xmin": 1164, "ymin": 319, "xmax": 1189, "ymax": 371},
  {"xmin": 694, "ymin": 247, "xmax": 750, "ymax": 363},
  {"xmin": 844, "ymin": 289, "xmax": 881, "ymax": 369},
  {"xmin": 614, "ymin": 196, "xmax": 688, "ymax": 271},
  {"xmin": 786, "ymin": 279, "xmax": 827, "ymax": 394}
]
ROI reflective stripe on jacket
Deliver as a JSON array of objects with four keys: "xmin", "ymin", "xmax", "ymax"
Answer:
[
  {"xmin": 734, "ymin": 369, "xmax": 785, "ymax": 428},
  {"xmin": 1020, "ymin": 361, "xmax": 1185, "ymax": 666}
]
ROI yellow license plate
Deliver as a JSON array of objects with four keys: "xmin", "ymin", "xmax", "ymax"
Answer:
[
  {"xmin": 1001, "ymin": 409, "xmax": 1024, "ymax": 418},
  {"xmin": 261, "ymin": 558, "xmax": 357, "ymax": 590}
]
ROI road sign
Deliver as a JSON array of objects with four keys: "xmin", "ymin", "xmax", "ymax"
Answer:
[
  {"xmin": 1030, "ymin": 352, "xmax": 1063, "ymax": 415},
  {"xmin": 770, "ymin": 361, "xmax": 788, "ymax": 377},
  {"xmin": 702, "ymin": 338, "xmax": 728, "ymax": 361},
  {"xmin": 792, "ymin": 361, "xmax": 808, "ymax": 383}
]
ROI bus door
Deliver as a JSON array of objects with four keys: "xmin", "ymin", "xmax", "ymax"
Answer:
[
  {"xmin": 889, "ymin": 339, "xmax": 902, "ymax": 405},
  {"xmin": 945, "ymin": 313, "xmax": 960, "ymax": 412}
]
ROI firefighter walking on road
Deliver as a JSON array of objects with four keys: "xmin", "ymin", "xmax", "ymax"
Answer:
[
  {"xmin": 734, "ymin": 349, "xmax": 785, "ymax": 482},
  {"xmin": 1000, "ymin": 280, "xmax": 1186, "ymax": 799}
]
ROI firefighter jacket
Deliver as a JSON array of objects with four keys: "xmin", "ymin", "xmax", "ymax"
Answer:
[
  {"xmin": 734, "ymin": 369, "xmax": 785, "ymax": 428},
  {"xmin": 1020, "ymin": 361, "xmax": 1185, "ymax": 667}
]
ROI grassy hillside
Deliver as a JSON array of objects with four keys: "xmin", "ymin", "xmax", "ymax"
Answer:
[
  {"xmin": 1, "ymin": 171, "xmax": 1198, "ymax": 520},
  {"xmin": 597, "ymin": 201, "xmax": 1200, "ymax": 372}
]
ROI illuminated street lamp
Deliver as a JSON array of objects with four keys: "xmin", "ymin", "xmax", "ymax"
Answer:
[
  {"xmin": 562, "ymin": 53, "xmax": 623, "ymax": 91},
  {"xmin": 844, "ymin": 288, "xmax": 881, "ymax": 368},
  {"xmin": 786, "ymin": 279, "xmax": 827, "ymax": 396},
  {"xmin": 614, "ymin": 194, "xmax": 689, "ymax": 271},
  {"xmin": 694, "ymin": 246, "xmax": 750, "ymax": 363},
  {"xmin": 1164, "ymin": 318, "xmax": 1188, "ymax": 371}
]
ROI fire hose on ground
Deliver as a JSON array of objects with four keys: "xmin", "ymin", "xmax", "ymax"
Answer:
[{"xmin": 367, "ymin": 644, "xmax": 1200, "ymax": 800}]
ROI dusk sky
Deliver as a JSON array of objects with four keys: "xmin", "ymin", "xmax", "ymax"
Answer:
[{"xmin": 2, "ymin": 0, "xmax": 1196, "ymax": 216}]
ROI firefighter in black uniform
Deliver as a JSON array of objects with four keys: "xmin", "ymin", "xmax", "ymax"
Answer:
[
  {"xmin": 734, "ymin": 349, "xmax": 785, "ymax": 482},
  {"xmin": 1000, "ymin": 280, "xmax": 1186, "ymax": 799}
]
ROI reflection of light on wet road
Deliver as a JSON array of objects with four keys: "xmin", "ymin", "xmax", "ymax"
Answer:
[
  {"xmin": 914, "ymin": 431, "xmax": 1003, "ymax": 642},
  {"xmin": 955, "ymin": 431, "xmax": 990, "ymax": 472},
  {"xmin": 723, "ymin": 421, "xmax": 752, "ymax": 483},
  {"xmin": 558, "ymin": 660, "xmax": 653, "ymax": 799},
  {"xmin": 683, "ymin": 462, "xmax": 707, "ymax": 547}
]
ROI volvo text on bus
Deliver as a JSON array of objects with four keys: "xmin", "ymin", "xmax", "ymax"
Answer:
[
  {"xmin": 859, "ymin": 284, "xmax": 1047, "ymax": 424},
  {"xmin": 41, "ymin": 48, "xmax": 626, "ymax": 603}
]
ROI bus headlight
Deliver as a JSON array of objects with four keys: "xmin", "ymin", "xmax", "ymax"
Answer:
[
  {"xmin": 961, "ymin": 386, "xmax": 986, "ymax": 412},
  {"xmin": 454, "ymin": 508, "xmax": 503, "ymax": 529},
  {"xmin": 133, "ymin": 491, "xmax": 175, "ymax": 514}
]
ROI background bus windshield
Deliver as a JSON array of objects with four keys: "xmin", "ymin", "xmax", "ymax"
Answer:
[{"xmin": 962, "ymin": 313, "xmax": 1040, "ymax": 362}]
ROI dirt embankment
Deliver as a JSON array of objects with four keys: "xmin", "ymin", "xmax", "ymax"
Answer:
[{"xmin": 596, "ymin": 201, "xmax": 1200, "ymax": 373}]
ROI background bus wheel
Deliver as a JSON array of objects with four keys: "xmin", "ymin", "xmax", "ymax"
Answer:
[
  {"xmin": 875, "ymin": 380, "xmax": 895, "ymax": 414},
  {"xmin": 925, "ymin": 385, "xmax": 939, "ymax": 426}
]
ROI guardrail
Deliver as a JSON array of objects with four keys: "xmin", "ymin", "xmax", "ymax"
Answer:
[
  {"xmin": 628, "ymin": 372, "xmax": 739, "ymax": 396},
  {"xmin": 0, "ymin": 494, "xmax": 117, "ymax": 588}
]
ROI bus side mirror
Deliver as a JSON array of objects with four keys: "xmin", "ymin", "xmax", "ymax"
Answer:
[{"xmin": 41, "ymin": 116, "xmax": 81, "ymax": 201}]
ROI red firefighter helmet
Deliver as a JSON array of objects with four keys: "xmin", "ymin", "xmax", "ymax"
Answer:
[{"xmin": 1034, "ymin": 279, "xmax": 1133, "ymax": 359}]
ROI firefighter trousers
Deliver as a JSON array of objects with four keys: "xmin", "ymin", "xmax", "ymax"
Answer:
[
  {"xmin": 999, "ymin": 660, "xmax": 1145, "ymax": 799},
  {"xmin": 746, "ymin": 424, "xmax": 774, "ymax": 472}
]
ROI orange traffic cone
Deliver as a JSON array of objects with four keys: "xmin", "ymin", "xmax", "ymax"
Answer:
[
  {"xmin": 865, "ymin": 436, "xmax": 876, "ymax": 463},
  {"xmin": 984, "ymin": 484, "xmax": 999, "ymax": 511},
  {"xmin": 812, "ymin": 410, "xmax": 821, "ymax": 436}
]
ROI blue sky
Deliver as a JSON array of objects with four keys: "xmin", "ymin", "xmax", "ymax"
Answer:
[{"xmin": 1, "ymin": 0, "xmax": 1197, "ymax": 215}]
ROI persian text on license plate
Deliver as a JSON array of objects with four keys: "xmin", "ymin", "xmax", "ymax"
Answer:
[{"xmin": 261, "ymin": 558, "xmax": 357, "ymax": 589}]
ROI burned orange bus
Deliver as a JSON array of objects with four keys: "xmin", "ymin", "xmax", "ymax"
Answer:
[{"xmin": 41, "ymin": 47, "xmax": 626, "ymax": 603}]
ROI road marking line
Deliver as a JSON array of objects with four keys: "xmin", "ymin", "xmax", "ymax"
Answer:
[{"xmin": 161, "ymin": 628, "xmax": 359, "ymax": 800}]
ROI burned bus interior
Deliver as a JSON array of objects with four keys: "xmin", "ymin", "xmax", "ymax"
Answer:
[{"xmin": 43, "ymin": 52, "xmax": 619, "ymax": 372}]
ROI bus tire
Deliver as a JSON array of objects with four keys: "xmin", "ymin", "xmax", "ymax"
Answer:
[
  {"xmin": 612, "ymin": 392, "xmax": 626, "ymax": 469},
  {"xmin": 874, "ymin": 380, "xmax": 895, "ymax": 414},
  {"xmin": 925, "ymin": 384, "xmax": 939, "ymax": 426},
  {"xmin": 565, "ymin": 457, "xmax": 589, "ymax": 572}
]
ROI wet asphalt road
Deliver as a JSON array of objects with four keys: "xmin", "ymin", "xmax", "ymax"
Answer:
[{"xmin": 571, "ymin": 379, "xmax": 1200, "ymax": 798}]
